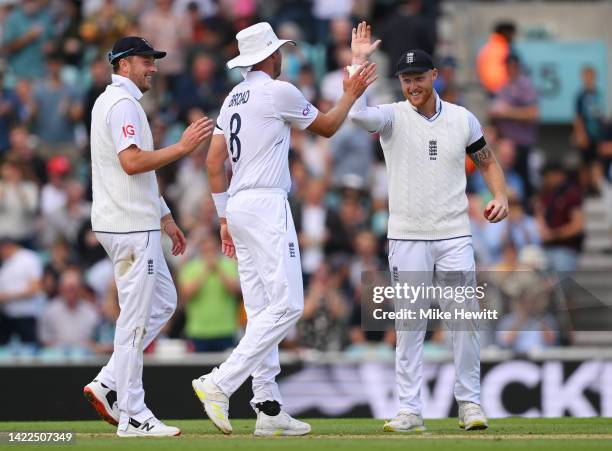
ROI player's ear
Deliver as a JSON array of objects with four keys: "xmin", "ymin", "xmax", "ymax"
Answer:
[{"xmin": 431, "ymin": 68, "xmax": 438, "ymax": 81}]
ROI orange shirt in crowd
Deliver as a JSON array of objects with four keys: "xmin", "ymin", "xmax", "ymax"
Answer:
[{"xmin": 477, "ymin": 33, "xmax": 510, "ymax": 94}]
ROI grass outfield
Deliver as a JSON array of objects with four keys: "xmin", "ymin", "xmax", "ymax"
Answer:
[{"xmin": 0, "ymin": 418, "xmax": 611, "ymax": 450}]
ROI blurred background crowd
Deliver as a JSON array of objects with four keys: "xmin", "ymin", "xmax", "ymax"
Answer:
[{"xmin": 0, "ymin": 0, "xmax": 610, "ymax": 360}]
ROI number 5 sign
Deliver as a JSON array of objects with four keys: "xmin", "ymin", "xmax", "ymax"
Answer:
[{"xmin": 515, "ymin": 40, "xmax": 608, "ymax": 123}]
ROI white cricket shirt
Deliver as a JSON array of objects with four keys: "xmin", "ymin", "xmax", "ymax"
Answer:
[
  {"xmin": 349, "ymin": 92, "xmax": 487, "ymax": 240},
  {"xmin": 90, "ymin": 74, "xmax": 161, "ymax": 233},
  {"xmin": 214, "ymin": 71, "xmax": 318, "ymax": 196}
]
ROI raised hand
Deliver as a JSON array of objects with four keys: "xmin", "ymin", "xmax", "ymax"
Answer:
[
  {"xmin": 343, "ymin": 62, "xmax": 378, "ymax": 100},
  {"xmin": 351, "ymin": 21, "xmax": 381, "ymax": 64},
  {"xmin": 179, "ymin": 117, "xmax": 214, "ymax": 154}
]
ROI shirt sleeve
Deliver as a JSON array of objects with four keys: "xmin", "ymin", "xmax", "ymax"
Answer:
[
  {"xmin": 271, "ymin": 81, "xmax": 319, "ymax": 130},
  {"xmin": 465, "ymin": 110, "xmax": 486, "ymax": 154},
  {"xmin": 348, "ymin": 94, "xmax": 394, "ymax": 141},
  {"xmin": 107, "ymin": 98, "xmax": 143, "ymax": 154}
]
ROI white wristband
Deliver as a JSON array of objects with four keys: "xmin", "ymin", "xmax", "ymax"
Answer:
[
  {"xmin": 346, "ymin": 64, "xmax": 361, "ymax": 77},
  {"xmin": 160, "ymin": 196, "xmax": 171, "ymax": 217},
  {"xmin": 212, "ymin": 191, "xmax": 229, "ymax": 218}
]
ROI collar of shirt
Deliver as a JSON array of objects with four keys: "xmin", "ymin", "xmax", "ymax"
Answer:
[
  {"xmin": 410, "ymin": 90, "xmax": 442, "ymax": 121},
  {"xmin": 111, "ymin": 74, "xmax": 143, "ymax": 100},
  {"xmin": 245, "ymin": 71, "xmax": 272, "ymax": 83}
]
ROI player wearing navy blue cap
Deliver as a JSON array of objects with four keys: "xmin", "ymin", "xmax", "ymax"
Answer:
[{"xmin": 348, "ymin": 22, "xmax": 509, "ymax": 433}]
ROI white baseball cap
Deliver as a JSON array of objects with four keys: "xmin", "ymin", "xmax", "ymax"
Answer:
[{"xmin": 227, "ymin": 22, "xmax": 295, "ymax": 70}]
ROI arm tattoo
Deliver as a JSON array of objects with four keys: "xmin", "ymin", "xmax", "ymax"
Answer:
[{"xmin": 469, "ymin": 145, "xmax": 493, "ymax": 167}]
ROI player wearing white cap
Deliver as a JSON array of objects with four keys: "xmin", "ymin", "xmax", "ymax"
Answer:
[
  {"xmin": 83, "ymin": 36, "xmax": 213, "ymax": 437},
  {"xmin": 192, "ymin": 22, "xmax": 377, "ymax": 436},
  {"xmin": 348, "ymin": 22, "xmax": 508, "ymax": 432}
]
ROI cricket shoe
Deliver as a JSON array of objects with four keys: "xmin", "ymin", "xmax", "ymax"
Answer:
[
  {"xmin": 192, "ymin": 372, "xmax": 232, "ymax": 434},
  {"xmin": 458, "ymin": 401, "xmax": 488, "ymax": 430},
  {"xmin": 383, "ymin": 411, "xmax": 426, "ymax": 432},
  {"xmin": 83, "ymin": 379, "xmax": 119, "ymax": 426},
  {"xmin": 254, "ymin": 401, "xmax": 311, "ymax": 436},
  {"xmin": 116, "ymin": 417, "xmax": 181, "ymax": 437}
]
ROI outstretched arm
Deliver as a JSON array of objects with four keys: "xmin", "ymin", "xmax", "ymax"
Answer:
[
  {"xmin": 306, "ymin": 62, "xmax": 377, "ymax": 138},
  {"xmin": 346, "ymin": 21, "xmax": 393, "ymax": 137},
  {"xmin": 470, "ymin": 145, "xmax": 508, "ymax": 223}
]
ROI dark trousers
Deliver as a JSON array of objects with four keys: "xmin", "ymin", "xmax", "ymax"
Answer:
[
  {"xmin": 0, "ymin": 313, "xmax": 38, "ymax": 345},
  {"xmin": 190, "ymin": 336, "xmax": 236, "ymax": 353}
]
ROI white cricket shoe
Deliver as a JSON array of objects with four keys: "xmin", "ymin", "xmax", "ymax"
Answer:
[
  {"xmin": 83, "ymin": 379, "xmax": 119, "ymax": 426},
  {"xmin": 192, "ymin": 372, "xmax": 232, "ymax": 434},
  {"xmin": 254, "ymin": 407, "xmax": 311, "ymax": 436},
  {"xmin": 458, "ymin": 401, "xmax": 488, "ymax": 430},
  {"xmin": 383, "ymin": 411, "xmax": 426, "ymax": 432},
  {"xmin": 116, "ymin": 417, "xmax": 181, "ymax": 437}
]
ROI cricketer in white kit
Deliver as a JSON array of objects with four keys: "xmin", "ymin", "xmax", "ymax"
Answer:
[
  {"xmin": 192, "ymin": 22, "xmax": 377, "ymax": 436},
  {"xmin": 348, "ymin": 22, "xmax": 509, "ymax": 432},
  {"xmin": 83, "ymin": 36, "xmax": 213, "ymax": 438}
]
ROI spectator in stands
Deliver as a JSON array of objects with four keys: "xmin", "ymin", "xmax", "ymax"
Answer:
[
  {"xmin": 535, "ymin": 163, "xmax": 584, "ymax": 273},
  {"xmin": 174, "ymin": 52, "xmax": 224, "ymax": 121},
  {"xmin": 505, "ymin": 194, "xmax": 541, "ymax": 250},
  {"xmin": 0, "ymin": 156, "xmax": 38, "ymax": 246},
  {"xmin": 477, "ymin": 21, "xmax": 516, "ymax": 95},
  {"xmin": 324, "ymin": 17, "xmax": 352, "ymax": 72},
  {"xmin": 325, "ymin": 189, "xmax": 368, "ymax": 260},
  {"xmin": 41, "ymin": 180, "xmax": 91, "ymax": 248},
  {"xmin": 33, "ymin": 53, "xmax": 83, "ymax": 154},
  {"xmin": 469, "ymin": 137, "xmax": 526, "ymax": 204},
  {"xmin": 296, "ymin": 64, "xmax": 319, "ymax": 104},
  {"xmin": 38, "ymin": 268, "xmax": 99, "ymax": 351},
  {"xmin": 79, "ymin": 0, "xmax": 131, "ymax": 52},
  {"xmin": 574, "ymin": 65, "xmax": 605, "ymax": 195},
  {"xmin": 489, "ymin": 54, "xmax": 539, "ymax": 197},
  {"xmin": 496, "ymin": 276, "xmax": 558, "ymax": 353},
  {"xmin": 298, "ymin": 262, "xmax": 350, "ymax": 352},
  {"xmin": 139, "ymin": 0, "xmax": 191, "ymax": 91},
  {"xmin": 40, "ymin": 155, "xmax": 70, "ymax": 217},
  {"xmin": 0, "ymin": 236, "xmax": 44, "ymax": 346},
  {"xmin": 292, "ymin": 178, "xmax": 330, "ymax": 285},
  {"xmin": 433, "ymin": 56, "xmax": 463, "ymax": 105},
  {"xmin": 6, "ymin": 125, "xmax": 46, "ymax": 184},
  {"xmin": 379, "ymin": 0, "xmax": 434, "ymax": 78},
  {"xmin": 349, "ymin": 230, "xmax": 383, "ymax": 290},
  {"xmin": 0, "ymin": 67, "xmax": 21, "ymax": 154},
  {"xmin": 13, "ymin": 79, "xmax": 36, "ymax": 127},
  {"xmin": 179, "ymin": 235, "xmax": 240, "ymax": 352},
  {"xmin": 82, "ymin": 59, "xmax": 110, "ymax": 133},
  {"xmin": 2, "ymin": 0, "xmax": 53, "ymax": 79},
  {"xmin": 53, "ymin": 0, "xmax": 84, "ymax": 67}
]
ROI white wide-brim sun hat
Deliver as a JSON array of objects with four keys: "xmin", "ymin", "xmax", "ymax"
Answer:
[{"xmin": 227, "ymin": 22, "xmax": 296, "ymax": 70}]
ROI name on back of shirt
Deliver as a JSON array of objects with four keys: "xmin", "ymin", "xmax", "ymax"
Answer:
[{"xmin": 228, "ymin": 90, "xmax": 250, "ymax": 107}]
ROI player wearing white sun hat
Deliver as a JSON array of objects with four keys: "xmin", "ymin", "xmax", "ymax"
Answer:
[{"xmin": 192, "ymin": 21, "xmax": 377, "ymax": 436}]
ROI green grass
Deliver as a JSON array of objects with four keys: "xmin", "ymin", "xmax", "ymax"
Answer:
[{"xmin": 1, "ymin": 418, "xmax": 611, "ymax": 450}]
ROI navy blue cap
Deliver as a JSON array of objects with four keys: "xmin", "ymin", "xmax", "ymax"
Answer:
[
  {"xmin": 108, "ymin": 36, "xmax": 166, "ymax": 65},
  {"xmin": 395, "ymin": 49, "xmax": 435, "ymax": 75}
]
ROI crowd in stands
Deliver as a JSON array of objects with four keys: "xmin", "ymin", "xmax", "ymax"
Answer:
[{"xmin": 0, "ymin": 0, "xmax": 606, "ymax": 358}]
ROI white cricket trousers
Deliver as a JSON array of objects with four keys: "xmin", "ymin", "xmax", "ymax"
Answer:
[
  {"xmin": 389, "ymin": 236, "xmax": 480, "ymax": 414},
  {"xmin": 212, "ymin": 189, "xmax": 304, "ymax": 407},
  {"xmin": 95, "ymin": 231, "xmax": 177, "ymax": 429}
]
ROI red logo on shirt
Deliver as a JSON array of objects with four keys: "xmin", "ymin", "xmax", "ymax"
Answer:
[{"xmin": 122, "ymin": 125, "xmax": 135, "ymax": 137}]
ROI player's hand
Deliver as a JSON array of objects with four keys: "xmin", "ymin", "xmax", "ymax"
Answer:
[
  {"xmin": 343, "ymin": 62, "xmax": 377, "ymax": 100},
  {"xmin": 351, "ymin": 21, "xmax": 381, "ymax": 65},
  {"xmin": 162, "ymin": 218, "xmax": 187, "ymax": 255},
  {"xmin": 179, "ymin": 117, "xmax": 214, "ymax": 155},
  {"xmin": 220, "ymin": 220, "xmax": 235, "ymax": 259},
  {"xmin": 484, "ymin": 197, "xmax": 509, "ymax": 223}
]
